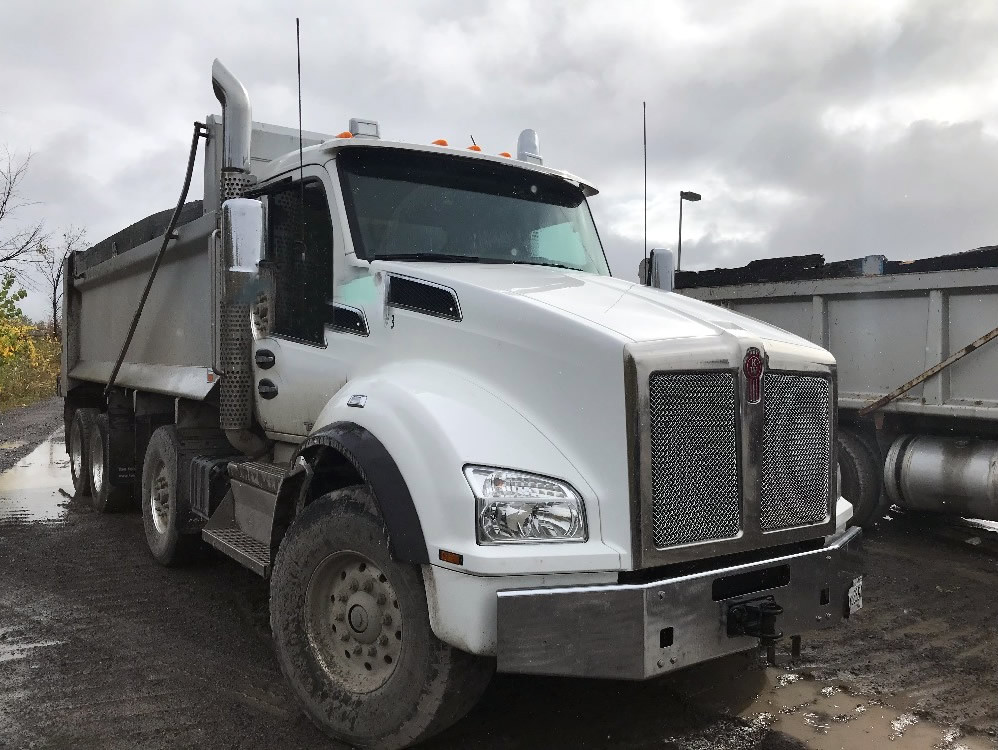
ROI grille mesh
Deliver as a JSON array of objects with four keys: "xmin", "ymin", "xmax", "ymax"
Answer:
[
  {"xmin": 760, "ymin": 373, "xmax": 832, "ymax": 531},
  {"xmin": 649, "ymin": 372, "xmax": 741, "ymax": 547}
]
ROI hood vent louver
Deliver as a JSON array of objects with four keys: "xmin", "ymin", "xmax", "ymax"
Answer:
[{"xmin": 387, "ymin": 275, "xmax": 462, "ymax": 322}]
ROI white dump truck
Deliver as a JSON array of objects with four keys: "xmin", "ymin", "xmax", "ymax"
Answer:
[{"xmin": 60, "ymin": 60, "xmax": 862, "ymax": 749}]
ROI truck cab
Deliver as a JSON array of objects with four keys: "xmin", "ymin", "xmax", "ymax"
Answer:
[{"xmin": 61, "ymin": 60, "xmax": 862, "ymax": 750}]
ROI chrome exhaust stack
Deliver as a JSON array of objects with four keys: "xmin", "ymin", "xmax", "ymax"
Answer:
[{"xmin": 211, "ymin": 59, "xmax": 254, "ymax": 200}]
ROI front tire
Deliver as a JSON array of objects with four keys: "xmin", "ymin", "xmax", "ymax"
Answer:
[
  {"xmin": 141, "ymin": 426, "xmax": 201, "ymax": 565},
  {"xmin": 270, "ymin": 486, "xmax": 493, "ymax": 749}
]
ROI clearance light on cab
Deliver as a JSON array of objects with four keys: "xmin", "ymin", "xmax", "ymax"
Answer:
[{"xmin": 464, "ymin": 466, "xmax": 587, "ymax": 544}]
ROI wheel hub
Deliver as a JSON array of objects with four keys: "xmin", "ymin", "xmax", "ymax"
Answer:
[
  {"xmin": 306, "ymin": 552, "xmax": 403, "ymax": 693},
  {"xmin": 89, "ymin": 429, "xmax": 104, "ymax": 496},
  {"xmin": 70, "ymin": 422, "xmax": 83, "ymax": 485},
  {"xmin": 150, "ymin": 464, "xmax": 170, "ymax": 535}
]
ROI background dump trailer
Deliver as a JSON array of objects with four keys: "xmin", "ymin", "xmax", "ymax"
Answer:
[{"xmin": 676, "ymin": 249, "xmax": 998, "ymax": 527}]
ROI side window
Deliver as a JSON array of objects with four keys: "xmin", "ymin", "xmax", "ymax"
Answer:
[{"xmin": 266, "ymin": 180, "xmax": 334, "ymax": 345}]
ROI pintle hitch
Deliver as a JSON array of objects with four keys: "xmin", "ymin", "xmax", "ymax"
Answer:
[{"xmin": 728, "ymin": 596, "xmax": 786, "ymax": 663}]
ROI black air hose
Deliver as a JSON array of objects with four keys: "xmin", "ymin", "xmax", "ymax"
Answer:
[{"xmin": 105, "ymin": 121, "xmax": 209, "ymax": 396}]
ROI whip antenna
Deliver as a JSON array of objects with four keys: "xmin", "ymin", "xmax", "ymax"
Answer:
[
  {"xmin": 643, "ymin": 101, "xmax": 648, "ymax": 280},
  {"xmin": 296, "ymin": 18, "xmax": 305, "ymax": 255}
]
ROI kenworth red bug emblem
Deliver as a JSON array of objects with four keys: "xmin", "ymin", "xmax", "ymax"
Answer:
[{"xmin": 743, "ymin": 347, "xmax": 764, "ymax": 403}]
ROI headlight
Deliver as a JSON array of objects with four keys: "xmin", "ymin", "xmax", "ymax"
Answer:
[{"xmin": 463, "ymin": 465, "xmax": 587, "ymax": 544}]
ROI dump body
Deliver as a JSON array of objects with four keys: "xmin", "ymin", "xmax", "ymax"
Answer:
[
  {"xmin": 678, "ymin": 261, "xmax": 998, "ymax": 423},
  {"xmin": 61, "ymin": 119, "xmax": 330, "ymax": 400}
]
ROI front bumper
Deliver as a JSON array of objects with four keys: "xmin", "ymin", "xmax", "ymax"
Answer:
[{"xmin": 496, "ymin": 526, "xmax": 862, "ymax": 679}]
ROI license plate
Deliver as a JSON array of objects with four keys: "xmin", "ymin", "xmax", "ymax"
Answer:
[{"xmin": 847, "ymin": 576, "xmax": 863, "ymax": 614}]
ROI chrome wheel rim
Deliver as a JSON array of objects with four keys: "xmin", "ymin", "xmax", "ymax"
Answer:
[
  {"xmin": 70, "ymin": 420, "xmax": 83, "ymax": 485},
  {"xmin": 150, "ymin": 463, "xmax": 170, "ymax": 534},
  {"xmin": 305, "ymin": 551, "xmax": 403, "ymax": 693},
  {"xmin": 89, "ymin": 428, "xmax": 104, "ymax": 496}
]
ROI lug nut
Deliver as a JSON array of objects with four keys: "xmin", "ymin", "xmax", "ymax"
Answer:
[
  {"xmin": 368, "ymin": 646, "xmax": 377, "ymax": 657},
  {"xmin": 363, "ymin": 580, "xmax": 374, "ymax": 593},
  {"xmin": 383, "ymin": 614, "xmax": 393, "ymax": 626},
  {"xmin": 379, "ymin": 635, "xmax": 389, "ymax": 647},
  {"xmin": 340, "ymin": 632, "xmax": 350, "ymax": 642},
  {"xmin": 353, "ymin": 645, "xmax": 363, "ymax": 656},
  {"xmin": 377, "ymin": 594, "xmax": 387, "ymax": 605},
  {"xmin": 349, "ymin": 579, "xmax": 359, "ymax": 592},
  {"xmin": 334, "ymin": 612, "xmax": 345, "ymax": 622}
]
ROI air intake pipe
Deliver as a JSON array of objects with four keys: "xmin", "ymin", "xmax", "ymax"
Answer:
[
  {"xmin": 884, "ymin": 435, "xmax": 998, "ymax": 521},
  {"xmin": 212, "ymin": 59, "xmax": 254, "ymax": 200}
]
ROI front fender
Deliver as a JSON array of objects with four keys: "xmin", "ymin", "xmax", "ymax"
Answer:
[{"xmin": 308, "ymin": 361, "xmax": 621, "ymax": 576}]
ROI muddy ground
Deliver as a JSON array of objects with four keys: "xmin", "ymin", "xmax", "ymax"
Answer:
[{"xmin": 1, "ymin": 399, "xmax": 997, "ymax": 749}]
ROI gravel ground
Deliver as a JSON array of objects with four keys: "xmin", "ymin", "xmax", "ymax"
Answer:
[
  {"xmin": 1, "ymin": 415, "xmax": 997, "ymax": 749},
  {"xmin": 0, "ymin": 398, "xmax": 63, "ymax": 473}
]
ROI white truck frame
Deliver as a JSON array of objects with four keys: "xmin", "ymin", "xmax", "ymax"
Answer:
[{"xmin": 60, "ymin": 60, "xmax": 862, "ymax": 749}]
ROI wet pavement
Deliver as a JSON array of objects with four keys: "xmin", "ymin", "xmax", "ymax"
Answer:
[{"xmin": 1, "ymin": 429, "xmax": 997, "ymax": 749}]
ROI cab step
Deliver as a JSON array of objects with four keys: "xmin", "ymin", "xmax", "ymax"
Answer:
[
  {"xmin": 202, "ymin": 460, "xmax": 291, "ymax": 577},
  {"xmin": 203, "ymin": 525, "xmax": 271, "ymax": 576}
]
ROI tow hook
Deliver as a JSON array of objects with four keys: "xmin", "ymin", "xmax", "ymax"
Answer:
[{"xmin": 727, "ymin": 596, "xmax": 786, "ymax": 663}]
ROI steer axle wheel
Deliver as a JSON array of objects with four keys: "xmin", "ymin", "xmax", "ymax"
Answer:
[
  {"xmin": 271, "ymin": 486, "xmax": 494, "ymax": 749},
  {"xmin": 307, "ymin": 552, "xmax": 404, "ymax": 693}
]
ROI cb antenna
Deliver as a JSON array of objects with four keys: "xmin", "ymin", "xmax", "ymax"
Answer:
[
  {"xmin": 643, "ymin": 101, "xmax": 648, "ymax": 281},
  {"xmin": 296, "ymin": 18, "xmax": 304, "ymax": 181},
  {"xmin": 296, "ymin": 18, "xmax": 305, "ymax": 253}
]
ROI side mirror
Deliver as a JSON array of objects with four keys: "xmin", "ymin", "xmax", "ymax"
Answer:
[
  {"xmin": 222, "ymin": 198, "xmax": 265, "ymax": 273},
  {"xmin": 638, "ymin": 248, "xmax": 674, "ymax": 291}
]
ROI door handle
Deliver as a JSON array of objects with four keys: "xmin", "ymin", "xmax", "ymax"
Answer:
[
  {"xmin": 255, "ymin": 349, "xmax": 276, "ymax": 369},
  {"xmin": 258, "ymin": 379, "xmax": 279, "ymax": 399}
]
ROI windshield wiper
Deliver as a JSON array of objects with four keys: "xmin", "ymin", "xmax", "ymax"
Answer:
[
  {"xmin": 375, "ymin": 253, "xmax": 581, "ymax": 271},
  {"xmin": 376, "ymin": 253, "xmax": 504, "ymax": 263},
  {"xmin": 512, "ymin": 260, "xmax": 577, "ymax": 271}
]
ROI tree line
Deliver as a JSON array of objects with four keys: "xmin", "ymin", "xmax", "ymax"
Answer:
[{"xmin": 0, "ymin": 147, "xmax": 83, "ymax": 408}]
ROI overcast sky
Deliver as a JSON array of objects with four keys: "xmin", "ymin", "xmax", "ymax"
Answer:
[{"xmin": 3, "ymin": 0, "xmax": 998, "ymax": 320}]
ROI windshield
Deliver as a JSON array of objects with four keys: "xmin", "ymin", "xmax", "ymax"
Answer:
[{"xmin": 338, "ymin": 147, "xmax": 610, "ymax": 274}]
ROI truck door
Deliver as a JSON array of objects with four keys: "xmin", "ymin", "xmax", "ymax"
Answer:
[{"xmin": 252, "ymin": 172, "xmax": 346, "ymax": 437}]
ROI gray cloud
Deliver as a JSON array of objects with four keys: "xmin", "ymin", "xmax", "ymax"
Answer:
[{"xmin": 2, "ymin": 0, "xmax": 997, "ymax": 319}]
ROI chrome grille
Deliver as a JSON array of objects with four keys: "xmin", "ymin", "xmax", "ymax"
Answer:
[
  {"xmin": 760, "ymin": 373, "xmax": 832, "ymax": 531},
  {"xmin": 648, "ymin": 372, "xmax": 741, "ymax": 548}
]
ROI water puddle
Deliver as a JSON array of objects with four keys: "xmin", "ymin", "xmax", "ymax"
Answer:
[
  {"xmin": 0, "ymin": 430, "xmax": 73, "ymax": 525},
  {"xmin": 690, "ymin": 665, "xmax": 994, "ymax": 749}
]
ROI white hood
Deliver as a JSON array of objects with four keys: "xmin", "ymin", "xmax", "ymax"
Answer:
[{"xmin": 377, "ymin": 262, "xmax": 830, "ymax": 356}]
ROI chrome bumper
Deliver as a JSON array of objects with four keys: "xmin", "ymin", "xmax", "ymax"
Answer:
[{"xmin": 496, "ymin": 526, "xmax": 862, "ymax": 679}]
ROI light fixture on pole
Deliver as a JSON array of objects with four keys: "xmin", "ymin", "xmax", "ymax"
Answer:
[{"xmin": 677, "ymin": 190, "xmax": 701, "ymax": 272}]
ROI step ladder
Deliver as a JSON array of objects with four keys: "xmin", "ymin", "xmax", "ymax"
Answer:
[{"xmin": 202, "ymin": 461, "xmax": 288, "ymax": 577}]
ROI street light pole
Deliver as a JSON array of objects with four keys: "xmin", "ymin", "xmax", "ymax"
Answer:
[{"xmin": 677, "ymin": 190, "xmax": 701, "ymax": 272}]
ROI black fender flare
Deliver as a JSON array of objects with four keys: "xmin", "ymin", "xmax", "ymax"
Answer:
[{"xmin": 290, "ymin": 421, "xmax": 429, "ymax": 564}]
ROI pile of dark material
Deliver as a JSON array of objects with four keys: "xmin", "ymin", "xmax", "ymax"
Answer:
[
  {"xmin": 676, "ymin": 245, "xmax": 998, "ymax": 289},
  {"xmin": 74, "ymin": 201, "xmax": 204, "ymax": 274}
]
